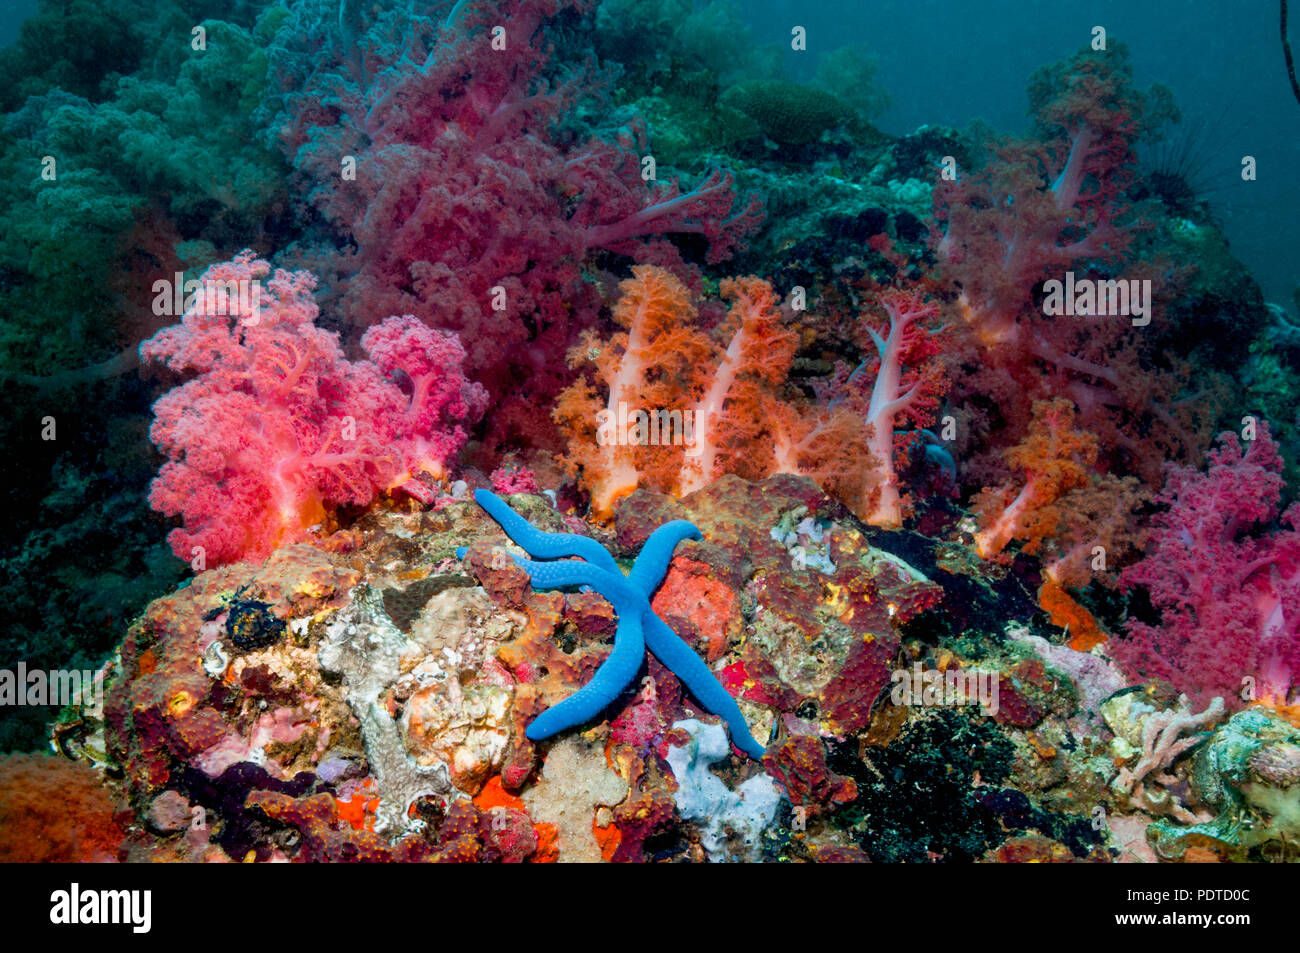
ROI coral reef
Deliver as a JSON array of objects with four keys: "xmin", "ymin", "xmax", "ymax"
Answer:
[
  {"xmin": 4, "ymin": 0, "xmax": 1300, "ymax": 869},
  {"xmin": 1148, "ymin": 708, "xmax": 1300, "ymax": 861}
]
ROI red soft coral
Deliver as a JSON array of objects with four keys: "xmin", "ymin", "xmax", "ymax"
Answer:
[
  {"xmin": 491, "ymin": 465, "xmax": 542, "ymax": 495},
  {"xmin": 1113, "ymin": 423, "xmax": 1300, "ymax": 709},
  {"xmin": 269, "ymin": 0, "xmax": 761, "ymax": 427},
  {"xmin": 141, "ymin": 252, "xmax": 484, "ymax": 566},
  {"xmin": 934, "ymin": 44, "xmax": 1213, "ymax": 488}
]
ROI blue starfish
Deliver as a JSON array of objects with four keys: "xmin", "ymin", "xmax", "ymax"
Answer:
[{"xmin": 457, "ymin": 489, "xmax": 765, "ymax": 759}]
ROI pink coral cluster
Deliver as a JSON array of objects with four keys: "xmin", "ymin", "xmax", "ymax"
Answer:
[
  {"xmin": 1114, "ymin": 424, "xmax": 1300, "ymax": 709},
  {"xmin": 141, "ymin": 252, "xmax": 485, "ymax": 566},
  {"xmin": 490, "ymin": 465, "xmax": 541, "ymax": 496}
]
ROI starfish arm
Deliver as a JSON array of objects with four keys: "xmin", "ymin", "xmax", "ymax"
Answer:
[
  {"xmin": 643, "ymin": 613, "xmax": 766, "ymax": 759},
  {"xmin": 473, "ymin": 489, "xmax": 622, "ymax": 574},
  {"xmin": 510, "ymin": 555, "xmax": 651, "ymax": 741},
  {"xmin": 626, "ymin": 519, "xmax": 702, "ymax": 594},
  {"xmin": 525, "ymin": 610, "xmax": 646, "ymax": 742},
  {"xmin": 464, "ymin": 493, "xmax": 764, "ymax": 760},
  {"xmin": 507, "ymin": 557, "xmax": 637, "ymax": 606}
]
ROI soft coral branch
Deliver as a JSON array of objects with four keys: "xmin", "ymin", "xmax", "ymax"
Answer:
[
  {"xmin": 972, "ymin": 398, "xmax": 1098, "ymax": 559},
  {"xmin": 848, "ymin": 287, "xmax": 946, "ymax": 527}
]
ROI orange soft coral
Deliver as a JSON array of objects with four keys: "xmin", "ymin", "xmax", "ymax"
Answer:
[
  {"xmin": 972, "ymin": 398, "xmax": 1150, "ymax": 651},
  {"xmin": 769, "ymin": 394, "xmax": 876, "ymax": 516},
  {"xmin": 553, "ymin": 265, "xmax": 711, "ymax": 519},
  {"xmin": 556, "ymin": 265, "xmax": 819, "ymax": 518},
  {"xmin": 971, "ymin": 399, "xmax": 1151, "ymax": 654},
  {"xmin": 1037, "ymin": 580, "xmax": 1108, "ymax": 651},
  {"xmin": 678, "ymin": 275, "xmax": 800, "ymax": 493},
  {"xmin": 1040, "ymin": 471, "xmax": 1149, "ymax": 588},
  {"xmin": 972, "ymin": 398, "xmax": 1098, "ymax": 559}
]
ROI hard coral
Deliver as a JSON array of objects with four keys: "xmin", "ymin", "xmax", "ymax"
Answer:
[
  {"xmin": 247, "ymin": 790, "xmax": 415, "ymax": 862},
  {"xmin": 720, "ymin": 80, "xmax": 854, "ymax": 146},
  {"xmin": 103, "ymin": 542, "xmax": 359, "ymax": 805},
  {"xmin": 1146, "ymin": 708, "xmax": 1300, "ymax": 861},
  {"xmin": 1105, "ymin": 692, "xmax": 1225, "ymax": 824}
]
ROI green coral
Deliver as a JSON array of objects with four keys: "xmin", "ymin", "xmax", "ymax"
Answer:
[
  {"xmin": 0, "ymin": 8, "xmax": 290, "ymax": 758},
  {"xmin": 0, "ymin": 18, "xmax": 287, "ymax": 378},
  {"xmin": 0, "ymin": 0, "xmax": 219, "ymax": 112},
  {"xmin": 635, "ymin": 92, "xmax": 759, "ymax": 168},
  {"xmin": 0, "ymin": 0, "xmax": 141, "ymax": 110},
  {"xmin": 596, "ymin": 0, "xmax": 768, "ymax": 90},
  {"xmin": 1244, "ymin": 332, "xmax": 1300, "ymax": 490},
  {"xmin": 720, "ymin": 80, "xmax": 855, "ymax": 146}
]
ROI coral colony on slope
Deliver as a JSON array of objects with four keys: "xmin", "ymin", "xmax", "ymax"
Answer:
[{"xmin": 1, "ymin": 0, "xmax": 1299, "ymax": 867}]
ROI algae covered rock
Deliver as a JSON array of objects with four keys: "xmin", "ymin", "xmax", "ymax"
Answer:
[{"xmin": 1149, "ymin": 708, "xmax": 1300, "ymax": 861}]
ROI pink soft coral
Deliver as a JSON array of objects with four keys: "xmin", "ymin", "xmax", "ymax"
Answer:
[
  {"xmin": 1114, "ymin": 423, "xmax": 1300, "ymax": 709},
  {"xmin": 846, "ymin": 285, "xmax": 946, "ymax": 527},
  {"xmin": 141, "ymin": 252, "xmax": 484, "ymax": 566},
  {"xmin": 490, "ymin": 465, "xmax": 541, "ymax": 496},
  {"xmin": 360, "ymin": 315, "xmax": 489, "ymax": 481}
]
